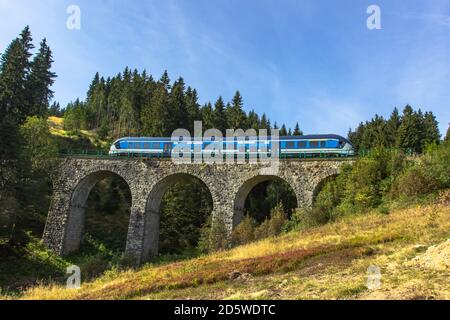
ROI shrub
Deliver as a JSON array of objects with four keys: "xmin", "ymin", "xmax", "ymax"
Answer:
[
  {"xmin": 391, "ymin": 165, "xmax": 432, "ymax": 197},
  {"xmin": 78, "ymin": 254, "xmax": 110, "ymax": 280},
  {"xmin": 254, "ymin": 203, "xmax": 288, "ymax": 240},
  {"xmin": 391, "ymin": 142, "xmax": 450, "ymax": 198},
  {"xmin": 197, "ymin": 215, "xmax": 230, "ymax": 253},
  {"xmin": 284, "ymin": 208, "xmax": 318, "ymax": 231},
  {"xmin": 230, "ymin": 215, "xmax": 256, "ymax": 247}
]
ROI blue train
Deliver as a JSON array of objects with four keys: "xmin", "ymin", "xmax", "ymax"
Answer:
[{"xmin": 108, "ymin": 134, "xmax": 355, "ymax": 158}]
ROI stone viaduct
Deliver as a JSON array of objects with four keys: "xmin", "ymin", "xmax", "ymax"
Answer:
[{"xmin": 42, "ymin": 157, "xmax": 352, "ymax": 264}]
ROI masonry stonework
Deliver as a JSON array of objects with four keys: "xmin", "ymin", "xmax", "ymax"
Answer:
[{"xmin": 42, "ymin": 157, "xmax": 351, "ymax": 264}]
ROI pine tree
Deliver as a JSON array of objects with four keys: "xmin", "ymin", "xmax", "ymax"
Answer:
[
  {"xmin": 293, "ymin": 122, "xmax": 303, "ymax": 136},
  {"xmin": 150, "ymin": 83, "xmax": 170, "ymax": 136},
  {"xmin": 26, "ymin": 38, "xmax": 57, "ymax": 117},
  {"xmin": 226, "ymin": 91, "xmax": 246, "ymax": 129},
  {"xmin": 86, "ymin": 72, "xmax": 100, "ymax": 102},
  {"xmin": 280, "ymin": 124, "xmax": 288, "ymax": 136},
  {"xmin": 396, "ymin": 105, "xmax": 422, "ymax": 153},
  {"xmin": 445, "ymin": 124, "xmax": 450, "ymax": 141},
  {"xmin": 385, "ymin": 107, "xmax": 401, "ymax": 147},
  {"xmin": 48, "ymin": 102, "xmax": 61, "ymax": 116},
  {"xmin": 260, "ymin": 113, "xmax": 269, "ymax": 129},
  {"xmin": 159, "ymin": 70, "xmax": 171, "ymax": 91},
  {"xmin": 201, "ymin": 102, "xmax": 214, "ymax": 130},
  {"xmin": 0, "ymin": 26, "xmax": 34, "ymax": 121},
  {"xmin": 246, "ymin": 110, "xmax": 259, "ymax": 131},
  {"xmin": 185, "ymin": 87, "xmax": 201, "ymax": 132},
  {"xmin": 422, "ymin": 111, "xmax": 440, "ymax": 147},
  {"xmin": 168, "ymin": 77, "xmax": 188, "ymax": 132},
  {"xmin": 212, "ymin": 96, "xmax": 228, "ymax": 133}
]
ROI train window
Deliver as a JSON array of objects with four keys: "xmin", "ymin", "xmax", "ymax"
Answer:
[
  {"xmin": 144, "ymin": 142, "xmax": 150, "ymax": 149},
  {"xmin": 286, "ymin": 141, "xmax": 295, "ymax": 148},
  {"xmin": 298, "ymin": 141, "xmax": 306, "ymax": 148},
  {"xmin": 320, "ymin": 141, "xmax": 326, "ymax": 148},
  {"xmin": 310, "ymin": 141, "xmax": 319, "ymax": 148}
]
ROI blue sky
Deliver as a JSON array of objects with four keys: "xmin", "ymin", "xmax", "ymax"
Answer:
[{"xmin": 1, "ymin": 0, "xmax": 449, "ymax": 136}]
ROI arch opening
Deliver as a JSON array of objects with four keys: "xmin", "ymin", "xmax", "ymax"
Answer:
[
  {"xmin": 143, "ymin": 173, "xmax": 213, "ymax": 260},
  {"xmin": 233, "ymin": 175, "xmax": 297, "ymax": 226},
  {"xmin": 65, "ymin": 171, "xmax": 132, "ymax": 256}
]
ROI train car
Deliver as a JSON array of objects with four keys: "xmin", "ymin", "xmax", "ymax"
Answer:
[
  {"xmin": 279, "ymin": 134, "xmax": 354, "ymax": 157},
  {"xmin": 108, "ymin": 134, "xmax": 354, "ymax": 158}
]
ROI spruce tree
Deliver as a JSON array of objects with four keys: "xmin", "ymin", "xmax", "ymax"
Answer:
[
  {"xmin": 26, "ymin": 38, "xmax": 57, "ymax": 117},
  {"xmin": 149, "ymin": 83, "xmax": 170, "ymax": 136},
  {"xmin": 159, "ymin": 70, "xmax": 171, "ymax": 91},
  {"xmin": 185, "ymin": 87, "xmax": 201, "ymax": 132},
  {"xmin": 260, "ymin": 113, "xmax": 269, "ymax": 129},
  {"xmin": 201, "ymin": 102, "xmax": 214, "ymax": 130},
  {"xmin": 168, "ymin": 77, "xmax": 188, "ymax": 132},
  {"xmin": 293, "ymin": 122, "xmax": 303, "ymax": 135},
  {"xmin": 422, "ymin": 111, "xmax": 440, "ymax": 147},
  {"xmin": 396, "ymin": 105, "xmax": 422, "ymax": 153},
  {"xmin": 48, "ymin": 102, "xmax": 61, "ymax": 116},
  {"xmin": 280, "ymin": 124, "xmax": 288, "ymax": 136},
  {"xmin": 0, "ymin": 26, "xmax": 34, "ymax": 121},
  {"xmin": 226, "ymin": 91, "xmax": 246, "ymax": 129},
  {"xmin": 246, "ymin": 110, "xmax": 259, "ymax": 131},
  {"xmin": 212, "ymin": 96, "xmax": 228, "ymax": 133},
  {"xmin": 385, "ymin": 107, "xmax": 401, "ymax": 147}
]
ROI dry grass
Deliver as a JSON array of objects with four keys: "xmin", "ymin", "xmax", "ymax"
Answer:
[{"xmin": 11, "ymin": 203, "xmax": 450, "ymax": 300}]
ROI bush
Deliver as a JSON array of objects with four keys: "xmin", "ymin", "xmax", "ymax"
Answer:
[
  {"xmin": 284, "ymin": 208, "xmax": 316, "ymax": 231},
  {"xmin": 254, "ymin": 203, "xmax": 288, "ymax": 240},
  {"xmin": 197, "ymin": 215, "xmax": 230, "ymax": 253},
  {"xmin": 230, "ymin": 215, "xmax": 256, "ymax": 247},
  {"xmin": 391, "ymin": 165, "xmax": 432, "ymax": 197},
  {"xmin": 391, "ymin": 142, "xmax": 450, "ymax": 198}
]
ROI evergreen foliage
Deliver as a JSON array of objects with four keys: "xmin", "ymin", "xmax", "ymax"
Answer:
[{"xmin": 349, "ymin": 105, "xmax": 441, "ymax": 153}]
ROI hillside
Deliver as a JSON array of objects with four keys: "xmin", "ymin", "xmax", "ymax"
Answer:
[
  {"xmin": 11, "ymin": 200, "xmax": 450, "ymax": 300},
  {"xmin": 47, "ymin": 116, "xmax": 110, "ymax": 152}
]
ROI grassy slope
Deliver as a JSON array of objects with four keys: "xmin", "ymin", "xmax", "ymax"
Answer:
[
  {"xmin": 47, "ymin": 116, "xmax": 110, "ymax": 151},
  {"xmin": 13, "ymin": 202, "xmax": 450, "ymax": 300}
]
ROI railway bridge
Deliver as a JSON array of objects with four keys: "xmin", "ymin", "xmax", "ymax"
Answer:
[{"xmin": 42, "ymin": 157, "xmax": 353, "ymax": 264}]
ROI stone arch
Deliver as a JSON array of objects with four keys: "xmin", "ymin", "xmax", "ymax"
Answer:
[
  {"xmin": 63, "ymin": 170, "xmax": 132, "ymax": 254},
  {"xmin": 233, "ymin": 175, "xmax": 298, "ymax": 227},
  {"xmin": 142, "ymin": 172, "xmax": 213, "ymax": 260}
]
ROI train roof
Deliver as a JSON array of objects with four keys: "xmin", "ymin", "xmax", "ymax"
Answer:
[
  {"xmin": 114, "ymin": 134, "xmax": 352, "ymax": 145},
  {"xmin": 281, "ymin": 134, "xmax": 352, "ymax": 144}
]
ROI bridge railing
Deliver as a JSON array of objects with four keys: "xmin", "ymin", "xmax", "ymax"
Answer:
[{"xmin": 58, "ymin": 149, "xmax": 357, "ymax": 160}]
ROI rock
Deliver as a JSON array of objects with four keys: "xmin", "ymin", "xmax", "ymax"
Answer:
[
  {"xmin": 228, "ymin": 270, "xmax": 242, "ymax": 280},
  {"xmin": 228, "ymin": 270, "xmax": 253, "ymax": 282},
  {"xmin": 413, "ymin": 239, "xmax": 450, "ymax": 271}
]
